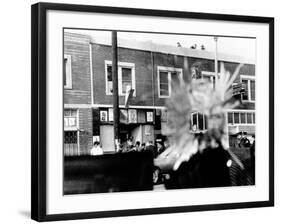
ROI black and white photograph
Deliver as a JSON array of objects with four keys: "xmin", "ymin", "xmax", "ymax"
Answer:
[
  {"xmin": 1, "ymin": 0, "xmax": 279, "ymax": 223},
  {"xmin": 63, "ymin": 29, "xmax": 256, "ymax": 195},
  {"xmin": 30, "ymin": 3, "xmax": 274, "ymax": 221}
]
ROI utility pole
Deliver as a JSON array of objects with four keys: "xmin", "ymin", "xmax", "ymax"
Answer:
[
  {"xmin": 112, "ymin": 31, "xmax": 120, "ymax": 151},
  {"xmin": 214, "ymin": 36, "xmax": 218, "ymax": 89},
  {"xmin": 214, "ymin": 36, "xmax": 229, "ymax": 148}
]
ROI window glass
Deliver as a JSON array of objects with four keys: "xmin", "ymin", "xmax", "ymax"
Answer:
[
  {"xmin": 250, "ymin": 80, "xmax": 255, "ymax": 101},
  {"xmin": 64, "ymin": 109, "xmax": 77, "ymax": 128},
  {"xmin": 204, "ymin": 114, "xmax": 208, "ymax": 129},
  {"xmin": 198, "ymin": 113, "xmax": 204, "ymax": 130},
  {"xmin": 63, "ymin": 55, "xmax": 72, "ymax": 88},
  {"xmin": 212, "ymin": 77, "xmax": 216, "ymax": 88},
  {"xmin": 190, "ymin": 112, "xmax": 206, "ymax": 131},
  {"xmin": 70, "ymin": 109, "xmax": 77, "ymax": 117},
  {"xmin": 63, "ymin": 58, "xmax": 67, "ymax": 86},
  {"xmin": 121, "ymin": 67, "xmax": 132, "ymax": 94},
  {"xmin": 234, "ymin": 112, "xmax": 240, "ymax": 124},
  {"xmin": 247, "ymin": 113, "xmax": 253, "ymax": 124},
  {"xmin": 106, "ymin": 65, "xmax": 113, "ymax": 93},
  {"xmin": 159, "ymin": 71, "xmax": 169, "ymax": 96},
  {"xmin": 240, "ymin": 113, "xmax": 246, "ymax": 123},
  {"xmin": 64, "ymin": 110, "xmax": 71, "ymax": 117},
  {"xmin": 241, "ymin": 79, "xmax": 248, "ymax": 100},
  {"xmin": 107, "ymin": 65, "xmax": 112, "ymax": 81},
  {"xmin": 171, "ymin": 71, "xmax": 180, "ymax": 85},
  {"xmin": 64, "ymin": 131, "xmax": 78, "ymax": 144},
  {"xmin": 192, "ymin": 113, "xmax": 197, "ymax": 127},
  {"xmin": 228, "ymin": 112, "xmax": 233, "ymax": 124}
]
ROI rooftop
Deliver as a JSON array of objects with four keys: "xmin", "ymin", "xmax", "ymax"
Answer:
[{"xmin": 65, "ymin": 32, "xmax": 255, "ymax": 64}]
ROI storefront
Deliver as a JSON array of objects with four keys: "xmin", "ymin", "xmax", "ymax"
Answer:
[{"xmin": 92, "ymin": 108, "xmax": 156, "ymax": 153}]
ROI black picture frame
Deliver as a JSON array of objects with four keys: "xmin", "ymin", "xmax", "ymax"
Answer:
[{"xmin": 31, "ymin": 2, "xmax": 274, "ymax": 222}]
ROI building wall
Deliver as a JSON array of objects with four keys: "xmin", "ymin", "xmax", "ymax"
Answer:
[
  {"xmin": 64, "ymin": 32, "xmax": 92, "ymax": 104},
  {"xmin": 152, "ymin": 52, "xmax": 187, "ymax": 106},
  {"xmin": 90, "ymin": 42, "xmax": 255, "ymax": 109},
  {"xmin": 91, "ymin": 44, "xmax": 154, "ymax": 106},
  {"xmin": 64, "ymin": 32, "xmax": 256, "ymax": 152},
  {"xmin": 78, "ymin": 108, "xmax": 93, "ymax": 155}
]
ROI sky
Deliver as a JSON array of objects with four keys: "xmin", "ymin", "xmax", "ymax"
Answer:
[{"xmin": 66, "ymin": 29, "xmax": 256, "ymax": 62}]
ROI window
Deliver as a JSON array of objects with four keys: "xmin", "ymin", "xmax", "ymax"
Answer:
[
  {"xmin": 159, "ymin": 71, "xmax": 169, "ymax": 96},
  {"xmin": 157, "ymin": 66, "xmax": 183, "ymax": 97},
  {"xmin": 121, "ymin": 67, "xmax": 132, "ymax": 94},
  {"xmin": 250, "ymin": 80, "xmax": 255, "ymax": 101},
  {"xmin": 241, "ymin": 80, "xmax": 248, "ymax": 100},
  {"xmin": 191, "ymin": 112, "xmax": 207, "ymax": 132},
  {"xmin": 106, "ymin": 65, "xmax": 113, "ymax": 93},
  {"xmin": 64, "ymin": 55, "xmax": 72, "ymax": 89},
  {"xmin": 234, "ymin": 112, "xmax": 240, "ymax": 124},
  {"xmin": 64, "ymin": 131, "xmax": 78, "ymax": 144},
  {"xmin": 64, "ymin": 109, "xmax": 78, "ymax": 130},
  {"xmin": 228, "ymin": 112, "xmax": 233, "ymax": 124},
  {"xmin": 227, "ymin": 111, "xmax": 255, "ymax": 125},
  {"xmin": 246, "ymin": 113, "xmax": 253, "ymax": 124},
  {"xmin": 100, "ymin": 110, "xmax": 108, "ymax": 122},
  {"xmin": 240, "ymin": 113, "xmax": 246, "ymax": 123},
  {"xmin": 105, "ymin": 61, "xmax": 135, "ymax": 96},
  {"xmin": 240, "ymin": 75, "xmax": 255, "ymax": 102},
  {"xmin": 201, "ymin": 71, "xmax": 217, "ymax": 89},
  {"xmin": 64, "ymin": 109, "xmax": 79, "ymax": 156}
]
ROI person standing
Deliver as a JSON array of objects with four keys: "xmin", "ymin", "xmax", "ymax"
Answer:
[
  {"xmin": 135, "ymin": 141, "xmax": 141, "ymax": 152},
  {"xmin": 90, "ymin": 141, "xmax": 103, "ymax": 156}
]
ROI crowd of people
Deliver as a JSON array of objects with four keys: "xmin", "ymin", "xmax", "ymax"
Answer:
[
  {"xmin": 117, "ymin": 137, "xmax": 168, "ymax": 158},
  {"xmin": 90, "ymin": 137, "xmax": 169, "ymax": 159}
]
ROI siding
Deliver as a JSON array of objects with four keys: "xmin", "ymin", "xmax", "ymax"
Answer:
[
  {"xmin": 64, "ymin": 32, "xmax": 92, "ymax": 104},
  {"xmin": 91, "ymin": 44, "xmax": 155, "ymax": 106},
  {"xmin": 78, "ymin": 108, "xmax": 93, "ymax": 154}
]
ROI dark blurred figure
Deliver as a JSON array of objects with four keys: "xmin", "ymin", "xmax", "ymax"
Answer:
[
  {"xmin": 166, "ymin": 138, "xmax": 231, "ymax": 189},
  {"xmin": 135, "ymin": 141, "xmax": 141, "ymax": 152},
  {"xmin": 164, "ymin": 140, "xmax": 169, "ymax": 150},
  {"xmin": 117, "ymin": 143, "xmax": 124, "ymax": 153},
  {"xmin": 228, "ymin": 140, "xmax": 255, "ymax": 186},
  {"xmin": 140, "ymin": 143, "xmax": 146, "ymax": 152},
  {"xmin": 64, "ymin": 152, "xmax": 154, "ymax": 194},
  {"xmin": 156, "ymin": 141, "xmax": 165, "ymax": 156},
  {"xmin": 250, "ymin": 140, "xmax": 255, "ymax": 183},
  {"xmin": 237, "ymin": 132, "xmax": 251, "ymax": 148},
  {"xmin": 145, "ymin": 141, "xmax": 157, "ymax": 158},
  {"xmin": 126, "ymin": 137, "xmax": 134, "ymax": 151},
  {"xmin": 166, "ymin": 107, "xmax": 232, "ymax": 189}
]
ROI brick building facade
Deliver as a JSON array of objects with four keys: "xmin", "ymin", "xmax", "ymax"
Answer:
[{"xmin": 63, "ymin": 32, "xmax": 255, "ymax": 156}]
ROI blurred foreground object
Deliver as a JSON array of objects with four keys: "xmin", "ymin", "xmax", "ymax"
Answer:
[
  {"xmin": 64, "ymin": 151, "xmax": 153, "ymax": 194},
  {"xmin": 162, "ymin": 63, "xmax": 243, "ymax": 170}
]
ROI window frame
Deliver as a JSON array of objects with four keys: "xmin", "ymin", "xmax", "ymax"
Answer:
[
  {"xmin": 64, "ymin": 108, "xmax": 79, "ymax": 131},
  {"xmin": 64, "ymin": 54, "xmax": 72, "ymax": 89},
  {"xmin": 190, "ymin": 111, "xmax": 207, "ymax": 133},
  {"xmin": 64, "ymin": 130, "xmax": 78, "ymax": 144},
  {"xmin": 64, "ymin": 108, "xmax": 80, "ymax": 155},
  {"xmin": 157, "ymin": 66, "xmax": 183, "ymax": 98},
  {"xmin": 104, "ymin": 60, "xmax": 136, "ymax": 96},
  {"xmin": 240, "ymin": 75, "xmax": 255, "ymax": 102},
  {"xmin": 227, "ymin": 110, "xmax": 255, "ymax": 126},
  {"xmin": 201, "ymin": 71, "xmax": 219, "ymax": 89}
]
